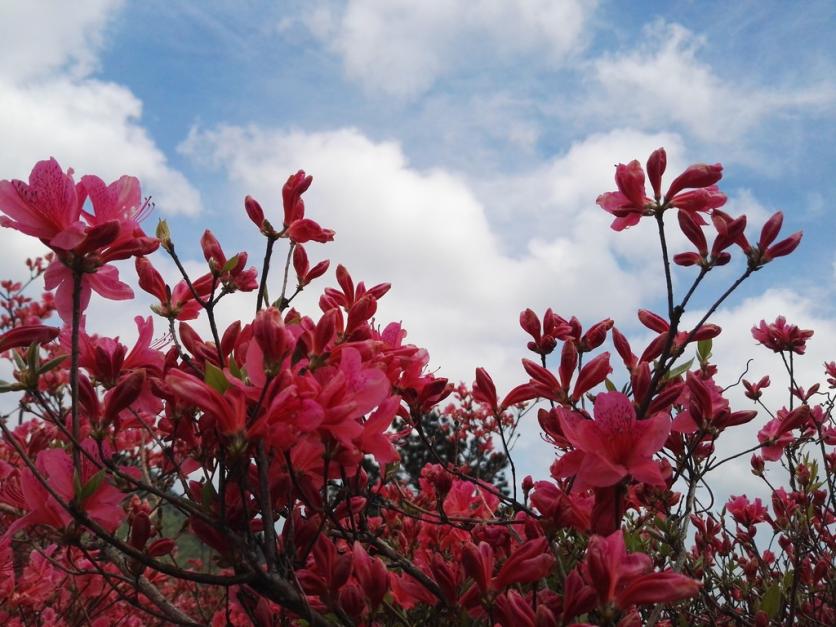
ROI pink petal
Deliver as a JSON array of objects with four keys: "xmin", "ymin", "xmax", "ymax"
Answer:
[{"xmin": 87, "ymin": 265, "xmax": 134, "ymax": 300}]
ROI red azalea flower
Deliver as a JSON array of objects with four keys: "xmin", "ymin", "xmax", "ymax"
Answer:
[
  {"xmin": 752, "ymin": 316, "xmax": 813, "ymax": 354},
  {"xmin": 582, "ymin": 530, "xmax": 700, "ymax": 609},
  {"xmin": 552, "ymin": 391, "xmax": 669, "ymax": 490}
]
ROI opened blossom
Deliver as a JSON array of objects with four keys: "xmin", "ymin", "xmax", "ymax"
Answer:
[
  {"xmin": 0, "ymin": 159, "xmax": 158, "ymax": 321},
  {"xmin": 551, "ymin": 391, "xmax": 670, "ymax": 491},
  {"xmin": 752, "ymin": 316, "xmax": 814, "ymax": 354},
  {"xmin": 597, "ymin": 148, "xmax": 727, "ymax": 231}
]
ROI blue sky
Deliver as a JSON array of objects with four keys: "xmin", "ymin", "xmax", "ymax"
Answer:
[{"xmin": 1, "ymin": 0, "xmax": 835, "ymax": 491}]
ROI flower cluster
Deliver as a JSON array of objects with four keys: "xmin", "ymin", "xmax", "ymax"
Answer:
[{"xmin": 0, "ymin": 149, "xmax": 831, "ymax": 626}]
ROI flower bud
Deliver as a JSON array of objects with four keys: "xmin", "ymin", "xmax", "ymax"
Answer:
[
  {"xmin": 244, "ymin": 195, "xmax": 265, "ymax": 228},
  {"xmin": 647, "ymin": 147, "xmax": 666, "ymax": 199}
]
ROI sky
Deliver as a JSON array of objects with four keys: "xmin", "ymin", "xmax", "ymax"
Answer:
[{"xmin": 1, "ymin": 0, "xmax": 835, "ymax": 503}]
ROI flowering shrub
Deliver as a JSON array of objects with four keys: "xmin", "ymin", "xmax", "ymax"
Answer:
[{"xmin": 0, "ymin": 149, "xmax": 832, "ymax": 626}]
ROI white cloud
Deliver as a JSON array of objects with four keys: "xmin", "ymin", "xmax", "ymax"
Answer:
[
  {"xmin": 179, "ymin": 123, "xmax": 752, "ymax": 486},
  {"xmin": 585, "ymin": 20, "xmax": 835, "ymax": 145},
  {"xmin": 299, "ymin": 0, "xmax": 595, "ymax": 98},
  {"xmin": 179, "ymin": 124, "xmax": 681, "ymax": 392},
  {"xmin": 0, "ymin": 0, "xmax": 123, "ymax": 81},
  {"xmin": 0, "ymin": 0, "xmax": 201, "ymax": 217}
]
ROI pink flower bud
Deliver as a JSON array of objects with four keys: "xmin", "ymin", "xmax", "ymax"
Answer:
[
  {"xmin": 664, "ymin": 163, "xmax": 723, "ymax": 201},
  {"xmin": 559, "ymin": 341, "xmax": 578, "ymax": 390},
  {"xmin": 0, "ymin": 324, "xmax": 59, "ymax": 352},
  {"xmin": 200, "ymin": 230, "xmax": 225, "ymax": 269},
  {"xmin": 673, "ymin": 251, "xmax": 704, "ymax": 266},
  {"xmin": 638, "ymin": 309, "xmax": 669, "ymax": 333},
  {"xmin": 473, "ymin": 367, "xmax": 498, "ymax": 411},
  {"xmin": 282, "ymin": 170, "xmax": 313, "ymax": 226},
  {"xmin": 292, "ymin": 244, "xmax": 309, "ymax": 280},
  {"xmin": 765, "ymin": 231, "xmax": 802, "ymax": 260},
  {"xmin": 677, "ymin": 210, "xmax": 708, "ymax": 255},
  {"xmin": 758, "ymin": 211, "xmax": 783, "ymax": 250},
  {"xmin": 572, "ymin": 352, "xmax": 612, "ymax": 401},
  {"xmin": 615, "ymin": 160, "xmax": 648, "ymax": 210},
  {"xmin": 647, "ymin": 147, "xmax": 666, "ymax": 199},
  {"xmin": 244, "ymin": 195, "xmax": 264, "ymax": 228}
]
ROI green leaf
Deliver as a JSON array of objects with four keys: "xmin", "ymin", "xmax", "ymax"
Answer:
[
  {"xmin": 77, "ymin": 469, "xmax": 107, "ymax": 502},
  {"xmin": 697, "ymin": 338, "xmax": 712, "ymax": 362},
  {"xmin": 228, "ymin": 358, "xmax": 243, "ymax": 381},
  {"xmin": 26, "ymin": 342, "xmax": 40, "ymax": 371},
  {"xmin": 0, "ymin": 380, "xmax": 23, "ymax": 393},
  {"xmin": 760, "ymin": 582, "xmax": 782, "ymax": 618},
  {"xmin": 604, "ymin": 378, "xmax": 617, "ymax": 392},
  {"xmin": 204, "ymin": 362, "xmax": 229, "ymax": 393},
  {"xmin": 664, "ymin": 358, "xmax": 694, "ymax": 381},
  {"xmin": 201, "ymin": 481, "xmax": 217, "ymax": 509},
  {"xmin": 11, "ymin": 350, "xmax": 27, "ymax": 371},
  {"xmin": 37, "ymin": 354, "xmax": 68, "ymax": 375},
  {"xmin": 221, "ymin": 254, "xmax": 239, "ymax": 273}
]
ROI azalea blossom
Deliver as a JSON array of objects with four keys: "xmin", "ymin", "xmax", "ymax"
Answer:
[
  {"xmin": 582, "ymin": 530, "xmax": 701, "ymax": 610},
  {"xmin": 752, "ymin": 316, "xmax": 814, "ymax": 354},
  {"xmin": 597, "ymin": 148, "xmax": 727, "ymax": 231},
  {"xmin": 551, "ymin": 391, "xmax": 670, "ymax": 491},
  {"xmin": 0, "ymin": 159, "xmax": 158, "ymax": 321}
]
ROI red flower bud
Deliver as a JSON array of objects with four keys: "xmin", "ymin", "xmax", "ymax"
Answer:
[
  {"xmin": 638, "ymin": 309, "xmax": 669, "ymax": 333},
  {"xmin": 572, "ymin": 352, "xmax": 612, "ymax": 401},
  {"xmin": 765, "ymin": 231, "xmax": 802, "ymax": 260},
  {"xmin": 664, "ymin": 163, "xmax": 723, "ymax": 201},
  {"xmin": 473, "ymin": 367, "xmax": 498, "ymax": 411},
  {"xmin": 520, "ymin": 308, "xmax": 541, "ymax": 339},
  {"xmin": 200, "ymin": 230, "xmax": 226, "ymax": 269},
  {"xmin": 0, "ymin": 324, "xmax": 59, "ymax": 352},
  {"xmin": 678, "ymin": 210, "xmax": 707, "ymax": 255},
  {"xmin": 581, "ymin": 319, "xmax": 613, "ymax": 352},
  {"xmin": 758, "ymin": 211, "xmax": 783, "ymax": 250},
  {"xmin": 146, "ymin": 538, "xmax": 176, "ymax": 557},
  {"xmin": 615, "ymin": 160, "xmax": 648, "ymax": 210},
  {"xmin": 244, "ymin": 195, "xmax": 264, "ymax": 228},
  {"xmin": 129, "ymin": 511, "xmax": 152, "ymax": 550},
  {"xmin": 646, "ymin": 148, "xmax": 666, "ymax": 199}
]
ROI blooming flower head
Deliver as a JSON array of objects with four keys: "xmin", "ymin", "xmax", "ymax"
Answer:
[
  {"xmin": 551, "ymin": 391, "xmax": 670, "ymax": 491},
  {"xmin": 0, "ymin": 159, "xmax": 160, "ymax": 322},
  {"xmin": 597, "ymin": 148, "xmax": 726, "ymax": 231},
  {"xmin": 751, "ymin": 316, "xmax": 813, "ymax": 355},
  {"xmin": 726, "ymin": 495, "xmax": 768, "ymax": 527}
]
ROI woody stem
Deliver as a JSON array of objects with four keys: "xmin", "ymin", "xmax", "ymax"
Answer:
[{"xmin": 70, "ymin": 267, "xmax": 83, "ymax": 472}]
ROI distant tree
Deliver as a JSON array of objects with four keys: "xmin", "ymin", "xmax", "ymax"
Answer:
[{"xmin": 392, "ymin": 383, "xmax": 521, "ymax": 494}]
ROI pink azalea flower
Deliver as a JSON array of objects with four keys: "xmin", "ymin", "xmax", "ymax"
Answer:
[
  {"xmin": 551, "ymin": 391, "xmax": 670, "ymax": 491},
  {"xmin": 44, "ymin": 259, "xmax": 134, "ymax": 323},
  {"xmin": 2, "ymin": 441, "xmax": 124, "ymax": 539},
  {"xmin": 751, "ymin": 316, "xmax": 814, "ymax": 355},
  {"xmin": 0, "ymin": 159, "xmax": 158, "ymax": 322},
  {"xmin": 0, "ymin": 158, "xmax": 81, "ymax": 244}
]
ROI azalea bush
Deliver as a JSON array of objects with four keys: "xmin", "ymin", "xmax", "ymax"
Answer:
[{"xmin": 0, "ymin": 149, "xmax": 832, "ymax": 626}]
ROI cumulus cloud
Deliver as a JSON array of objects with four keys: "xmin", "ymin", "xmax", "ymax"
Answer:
[
  {"xmin": 179, "ymin": 124, "xmax": 681, "ymax": 389},
  {"xmin": 0, "ymin": 0, "xmax": 123, "ymax": 81},
  {"xmin": 0, "ymin": 0, "xmax": 201, "ymax": 227},
  {"xmin": 297, "ymin": 0, "xmax": 595, "ymax": 98},
  {"xmin": 178, "ymin": 123, "xmax": 774, "ymax": 482},
  {"xmin": 584, "ymin": 20, "xmax": 835, "ymax": 146}
]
